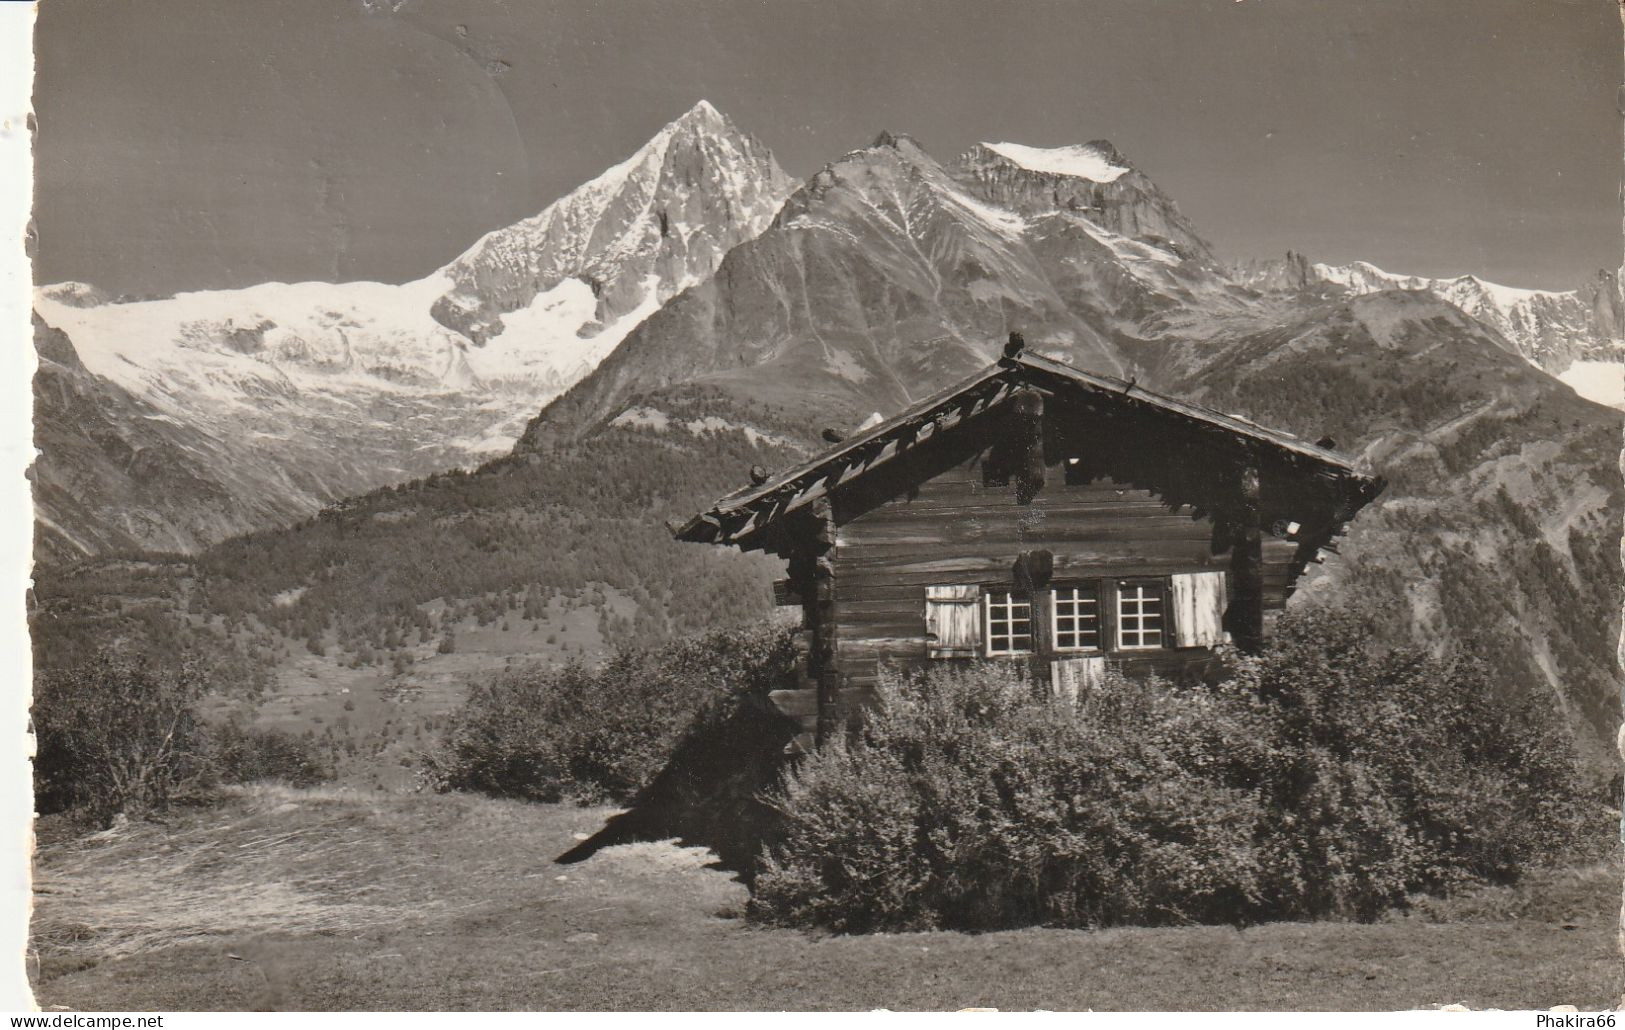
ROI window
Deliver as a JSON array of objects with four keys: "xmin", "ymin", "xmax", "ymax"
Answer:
[
  {"xmin": 936, "ymin": 576, "xmax": 1190, "ymax": 659},
  {"xmin": 984, "ymin": 590, "xmax": 1033, "ymax": 656},
  {"xmin": 1051, "ymin": 585, "xmax": 1102, "ymax": 652},
  {"xmin": 1117, "ymin": 580, "xmax": 1165, "ymax": 650}
]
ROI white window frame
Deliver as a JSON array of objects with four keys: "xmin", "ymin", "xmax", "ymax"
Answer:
[
  {"xmin": 983, "ymin": 589, "xmax": 1034, "ymax": 657},
  {"xmin": 1116, "ymin": 579, "xmax": 1166, "ymax": 651},
  {"xmin": 1050, "ymin": 584, "xmax": 1103, "ymax": 653}
]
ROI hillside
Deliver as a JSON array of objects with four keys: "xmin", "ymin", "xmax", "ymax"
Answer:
[
  {"xmin": 31, "ymin": 401, "xmax": 809, "ymax": 786},
  {"xmin": 1153, "ymin": 292, "xmax": 1624, "ymax": 756}
]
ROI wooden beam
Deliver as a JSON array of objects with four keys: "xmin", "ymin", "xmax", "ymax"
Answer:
[
  {"xmin": 809, "ymin": 497, "xmax": 841, "ymax": 746},
  {"xmin": 1015, "ymin": 548, "xmax": 1055, "ymax": 687},
  {"xmin": 1011, "ymin": 386, "xmax": 1046, "ymax": 504},
  {"xmin": 1228, "ymin": 464, "xmax": 1265, "ymax": 653}
]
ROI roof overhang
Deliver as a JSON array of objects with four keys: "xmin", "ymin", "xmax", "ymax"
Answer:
[{"xmin": 674, "ymin": 352, "xmax": 1384, "ymax": 554}]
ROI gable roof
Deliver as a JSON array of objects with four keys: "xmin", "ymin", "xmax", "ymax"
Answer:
[{"xmin": 674, "ymin": 351, "xmax": 1384, "ymax": 552}]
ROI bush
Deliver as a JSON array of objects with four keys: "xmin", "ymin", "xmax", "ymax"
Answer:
[
  {"xmin": 34, "ymin": 648, "xmax": 339, "ymax": 824},
  {"xmin": 33, "ymin": 651, "xmax": 212, "ymax": 824},
  {"xmin": 203, "ymin": 720, "xmax": 333, "ymax": 788},
  {"xmin": 750, "ymin": 663, "xmax": 1268, "ymax": 932},
  {"xmin": 429, "ymin": 622, "xmax": 795, "ymax": 805},
  {"xmin": 749, "ymin": 606, "xmax": 1594, "ymax": 932},
  {"xmin": 1221, "ymin": 606, "xmax": 1595, "ymax": 917}
]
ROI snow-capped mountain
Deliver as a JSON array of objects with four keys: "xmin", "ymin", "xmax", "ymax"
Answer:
[
  {"xmin": 1312, "ymin": 260, "xmax": 1622, "ymax": 376},
  {"xmin": 32, "ymin": 101, "xmax": 792, "ymax": 561},
  {"xmin": 1228, "ymin": 254, "xmax": 1625, "ymax": 406},
  {"xmin": 522, "ymin": 131, "xmax": 1245, "ymax": 445}
]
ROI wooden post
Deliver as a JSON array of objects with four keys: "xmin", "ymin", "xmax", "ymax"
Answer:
[
  {"xmin": 1015, "ymin": 549, "xmax": 1055, "ymax": 692},
  {"xmin": 775, "ymin": 553, "xmax": 821, "ymax": 753},
  {"xmin": 1012, "ymin": 387, "xmax": 1046, "ymax": 504},
  {"xmin": 1009, "ymin": 385, "xmax": 1048, "ymax": 689},
  {"xmin": 805, "ymin": 497, "xmax": 841, "ymax": 746},
  {"xmin": 1230, "ymin": 464, "xmax": 1265, "ymax": 653}
]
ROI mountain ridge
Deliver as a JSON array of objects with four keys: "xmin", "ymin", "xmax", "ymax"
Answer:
[{"xmin": 1232, "ymin": 253, "xmax": 1625, "ymax": 392}]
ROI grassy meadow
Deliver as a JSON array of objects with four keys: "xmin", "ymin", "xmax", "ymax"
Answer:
[{"xmin": 29, "ymin": 785, "xmax": 1622, "ymax": 1012}]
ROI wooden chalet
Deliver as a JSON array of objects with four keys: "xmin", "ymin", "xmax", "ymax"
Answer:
[{"xmin": 674, "ymin": 338, "xmax": 1384, "ymax": 749}]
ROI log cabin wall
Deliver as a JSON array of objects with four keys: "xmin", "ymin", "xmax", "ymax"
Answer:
[{"xmin": 823, "ymin": 409, "xmax": 1297, "ymax": 723}]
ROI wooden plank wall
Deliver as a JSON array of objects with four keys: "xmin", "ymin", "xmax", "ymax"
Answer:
[{"xmin": 829, "ymin": 445, "xmax": 1296, "ymax": 715}]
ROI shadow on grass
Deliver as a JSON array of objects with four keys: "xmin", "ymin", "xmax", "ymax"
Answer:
[{"xmin": 554, "ymin": 691, "xmax": 799, "ymax": 875}]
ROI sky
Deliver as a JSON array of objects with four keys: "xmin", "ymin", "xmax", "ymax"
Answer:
[{"xmin": 30, "ymin": 0, "xmax": 1623, "ymax": 296}]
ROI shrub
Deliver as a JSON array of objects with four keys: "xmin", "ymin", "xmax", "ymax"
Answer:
[
  {"xmin": 32, "ymin": 651, "xmax": 212, "ymax": 824},
  {"xmin": 203, "ymin": 720, "xmax": 333, "ymax": 788},
  {"xmin": 429, "ymin": 622, "xmax": 795, "ymax": 805},
  {"xmin": 749, "ymin": 606, "xmax": 1594, "ymax": 932},
  {"xmin": 750, "ymin": 663, "xmax": 1268, "ymax": 932},
  {"xmin": 1221, "ymin": 606, "xmax": 1595, "ymax": 917}
]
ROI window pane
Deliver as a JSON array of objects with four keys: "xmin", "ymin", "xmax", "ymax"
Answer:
[
  {"xmin": 1053, "ymin": 585, "xmax": 1100, "ymax": 651},
  {"xmin": 1117, "ymin": 581, "xmax": 1164, "ymax": 650},
  {"xmin": 986, "ymin": 590, "xmax": 1033, "ymax": 655}
]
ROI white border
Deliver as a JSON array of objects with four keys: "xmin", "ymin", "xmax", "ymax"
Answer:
[{"xmin": 1, "ymin": 0, "xmax": 38, "ymax": 1013}]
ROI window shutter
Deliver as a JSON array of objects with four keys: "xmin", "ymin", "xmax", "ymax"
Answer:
[
  {"xmin": 925, "ymin": 585, "xmax": 981, "ymax": 658},
  {"xmin": 1171, "ymin": 571, "xmax": 1227, "ymax": 648},
  {"xmin": 1050, "ymin": 655, "xmax": 1107, "ymax": 703}
]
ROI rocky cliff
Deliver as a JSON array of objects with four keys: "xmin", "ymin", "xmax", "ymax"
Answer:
[{"xmin": 955, "ymin": 140, "xmax": 1217, "ymax": 266}]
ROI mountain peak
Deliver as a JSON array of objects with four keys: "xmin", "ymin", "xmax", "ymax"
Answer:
[
  {"xmin": 674, "ymin": 98, "xmax": 728, "ymax": 131},
  {"xmin": 1311, "ymin": 259, "xmax": 1616, "ymax": 370},
  {"xmin": 38, "ymin": 281, "xmax": 113, "ymax": 308},
  {"xmin": 870, "ymin": 129, "xmax": 923, "ymax": 151},
  {"xmin": 1081, "ymin": 139, "xmax": 1131, "ymax": 166},
  {"xmin": 429, "ymin": 101, "xmax": 791, "ymax": 350}
]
